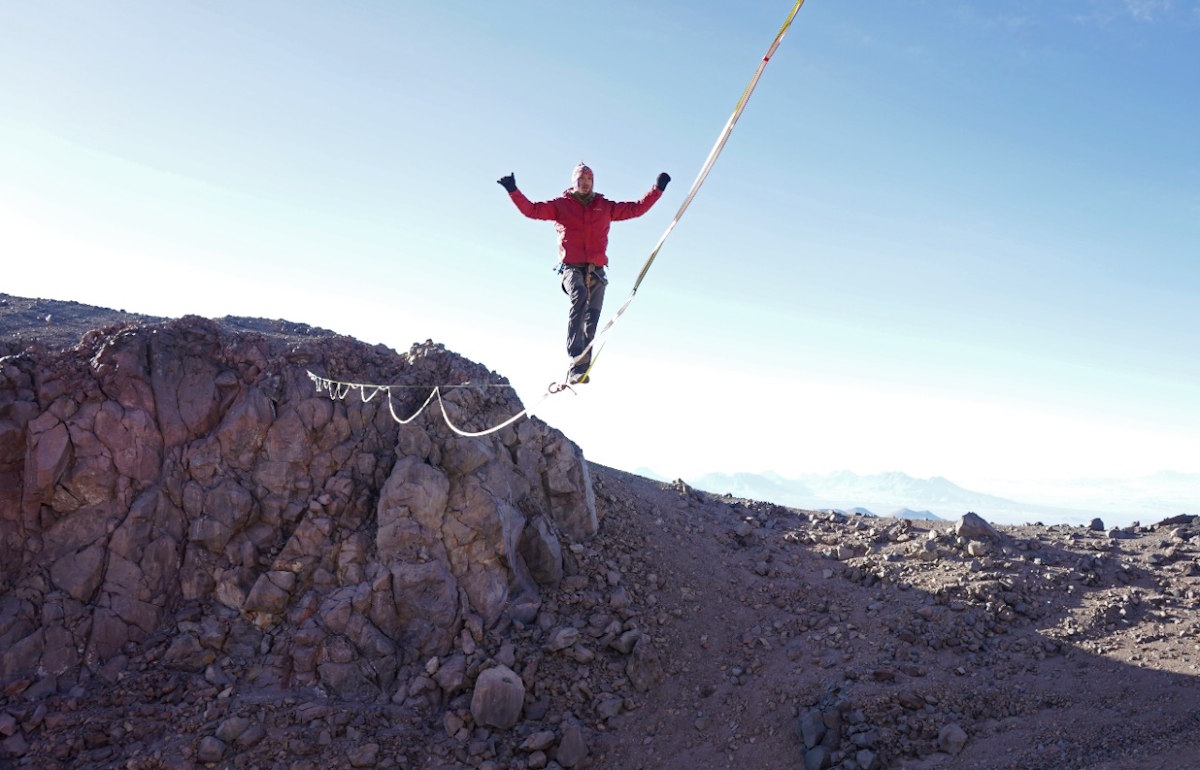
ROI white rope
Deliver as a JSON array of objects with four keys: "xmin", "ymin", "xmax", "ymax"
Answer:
[
  {"xmin": 435, "ymin": 390, "xmax": 541, "ymax": 438},
  {"xmin": 385, "ymin": 385, "xmax": 438, "ymax": 426},
  {"xmin": 308, "ymin": 370, "xmax": 556, "ymax": 438}
]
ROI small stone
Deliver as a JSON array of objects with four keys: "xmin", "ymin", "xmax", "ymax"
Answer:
[
  {"xmin": 966, "ymin": 540, "xmax": 990, "ymax": 557},
  {"xmin": 939, "ymin": 723, "xmax": 968, "ymax": 755},
  {"xmin": 625, "ymin": 638, "xmax": 662, "ymax": 692},
  {"xmin": 596, "ymin": 697, "xmax": 624, "ymax": 719},
  {"xmin": 612, "ymin": 629, "xmax": 641, "ymax": 655},
  {"xmin": 235, "ymin": 724, "xmax": 266, "ymax": 750},
  {"xmin": 547, "ymin": 627, "xmax": 580, "ymax": 652},
  {"xmin": 555, "ymin": 724, "xmax": 588, "ymax": 768},
  {"xmin": 197, "ymin": 736, "xmax": 226, "ymax": 763},
  {"xmin": 520, "ymin": 730, "xmax": 556, "ymax": 752},
  {"xmin": 797, "ymin": 709, "xmax": 825, "ymax": 748},
  {"xmin": 347, "ymin": 742, "xmax": 380, "ymax": 767},
  {"xmin": 804, "ymin": 744, "xmax": 831, "ymax": 770},
  {"xmin": 443, "ymin": 711, "xmax": 464, "ymax": 737},
  {"xmin": 1, "ymin": 732, "xmax": 29, "ymax": 757},
  {"xmin": 852, "ymin": 729, "xmax": 879, "ymax": 748},
  {"xmin": 433, "ymin": 654, "xmax": 467, "ymax": 695},
  {"xmin": 215, "ymin": 716, "xmax": 250, "ymax": 742}
]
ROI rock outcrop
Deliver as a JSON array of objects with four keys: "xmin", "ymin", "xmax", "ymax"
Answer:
[
  {"xmin": 0, "ymin": 316, "xmax": 595, "ymax": 704},
  {"xmin": 6, "ymin": 297, "xmax": 1200, "ymax": 770}
]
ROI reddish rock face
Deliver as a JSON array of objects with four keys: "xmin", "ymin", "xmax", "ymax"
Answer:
[{"xmin": 0, "ymin": 314, "xmax": 594, "ymax": 701}]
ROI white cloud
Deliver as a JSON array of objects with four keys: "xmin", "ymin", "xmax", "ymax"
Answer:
[
  {"xmin": 1069, "ymin": 0, "xmax": 1179, "ymax": 25},
  {"xmin": 1124, "ymin": 0, "xmax": 1172, "ymax": 20}
]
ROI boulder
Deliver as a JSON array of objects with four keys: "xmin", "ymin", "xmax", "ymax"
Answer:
[
  {"xmin": 470, "ymin": 664, "xmax": 525, "ymax": 730},
  {"xmin": 956, "ymin": 512, "xmax": 999, "ymax": 540}
]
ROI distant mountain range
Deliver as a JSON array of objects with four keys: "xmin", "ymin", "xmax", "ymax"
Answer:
[
  {"xmin": 631, "ymin": 468, "xmax": 1198, "ymax": 528},
  {"xmin": 682, "ymin": 470, "xmax": 1015, "ymax": 522}
]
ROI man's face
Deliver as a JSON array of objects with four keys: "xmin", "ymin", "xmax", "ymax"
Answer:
[{"xmin": 575, "ymin": 171, "xmax": 593, "ymax": 195}]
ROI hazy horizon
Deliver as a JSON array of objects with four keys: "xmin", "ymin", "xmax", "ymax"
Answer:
[{"xmin": 640, "ymin": 465, "xmax": 1198, "ymax": 528}]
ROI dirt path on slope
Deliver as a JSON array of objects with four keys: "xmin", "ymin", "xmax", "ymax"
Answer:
[{"xmin": 585, "ymin": 464, "xmax": 1200, "ymax": 770}]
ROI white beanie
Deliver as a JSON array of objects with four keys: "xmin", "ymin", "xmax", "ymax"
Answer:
[{"xmin": 571, "ymin": 162, "xmax": 594, "ymax": 189}]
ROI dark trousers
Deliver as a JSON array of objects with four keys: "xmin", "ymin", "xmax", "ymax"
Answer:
[{"xmin": 561, "ymin": 265, "xmax": 607, "ymax": 375}]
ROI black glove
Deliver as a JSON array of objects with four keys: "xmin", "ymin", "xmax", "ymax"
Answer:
[
  {"xmin": 656, "ymin": 172, "xmax": 670, "ymax": 191},
  {"xmin": 498, "ymin": 173, "xmax": 517, "ymax": 193}
]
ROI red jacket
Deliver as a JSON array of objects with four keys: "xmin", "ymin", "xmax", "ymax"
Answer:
[{"xmin": 508, "ymin": 186, "xmax": 663, "ymax": 267}]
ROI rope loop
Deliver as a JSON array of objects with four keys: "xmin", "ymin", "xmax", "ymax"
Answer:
[
  {"xmin": 306, "ymin": 370, "xmax": 557, "ymax": 438},
  {"xmin": 547, "ymin": 380, "xmax": 579, "ymax": 396}
]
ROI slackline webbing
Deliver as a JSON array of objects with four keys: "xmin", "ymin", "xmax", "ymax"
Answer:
[
  {"xmin": 573, "ymin": 0, "xmax": 806, "ymax": 381},
  {"xmin": 310, "ymin": 0, "xmax": 806, "ymax": 437}
]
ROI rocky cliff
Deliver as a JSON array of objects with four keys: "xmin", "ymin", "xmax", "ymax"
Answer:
[
  {"xmin": 1, "ymin": 311, "xmax": 595, "ymax": 705},
  {"xmin": 5, "ymin": 297, "xmax": 1200, "ymax": 770}
]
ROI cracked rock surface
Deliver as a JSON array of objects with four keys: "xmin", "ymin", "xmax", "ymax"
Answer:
[{"xmin": 3, "ymin": 294, "xmax": 1200, "ymax": 770}]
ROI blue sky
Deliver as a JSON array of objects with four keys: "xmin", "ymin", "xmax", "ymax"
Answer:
[{"xmin": 2, "ymin": 1, "xmax": 1197, "ymax": 511}]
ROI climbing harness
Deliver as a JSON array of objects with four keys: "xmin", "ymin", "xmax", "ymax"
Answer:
[{"xmin": 311, "ymin": 0, "xmax": 806, "ymax": 436}]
